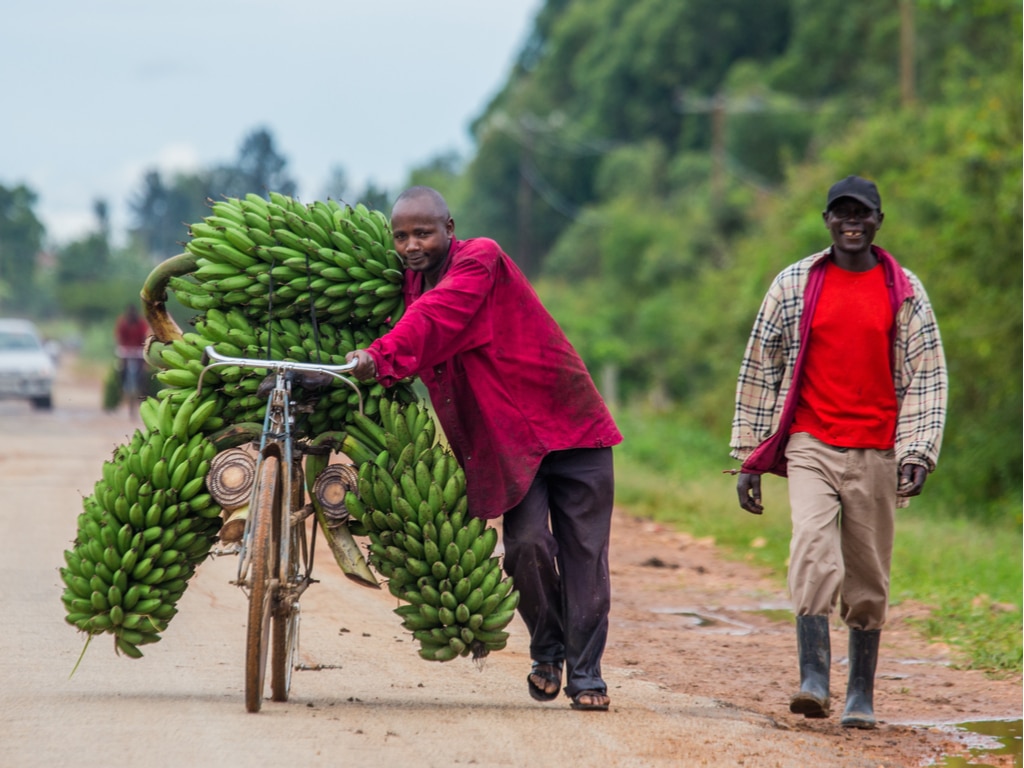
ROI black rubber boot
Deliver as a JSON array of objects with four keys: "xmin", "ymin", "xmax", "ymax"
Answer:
[
  {"xmin": 789, "ymin": 614, "xmax": 831, "ymax": 718},
  {"xmin": 841, "ymin": 629, "xmax": 880, "ymax": 729}
]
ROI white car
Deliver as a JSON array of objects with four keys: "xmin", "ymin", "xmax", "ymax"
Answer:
[{"xmin": 0, "ymin": 319, "xmax": 55, "ymax": 410}]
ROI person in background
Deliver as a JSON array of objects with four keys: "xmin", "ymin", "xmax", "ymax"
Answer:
[
  {"xmin": 346, "ymin": 186, "xmax": 622, "ymax": 711},
  {"xmin": 729, "ymin": 176, "xmax": 947, "ymax": 728},
  {"xmin": 114, "ymin": 303, "xmax": 151, "ymax": 414}
]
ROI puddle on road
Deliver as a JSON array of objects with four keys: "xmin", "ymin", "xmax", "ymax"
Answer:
[
  {"xmin": 650, "ymin": 606, "xmax": 755, "ymax": 632},
  {"xmin": 650, "ymin": 601, "xmax": 796, "ymax": 632},
  {"xmin": 928, "ymin": 718, "xmax": 1022, "ymax": 767}
]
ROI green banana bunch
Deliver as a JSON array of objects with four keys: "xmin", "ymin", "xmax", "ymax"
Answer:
[
  {"xmin": 174, "ymin": 193, "xmax": 404, "ymax": 328},
  {"xmin": 149, "ymin": 192, "xmax": 415, "ymax": 442},
  {"xmin": 67, "ymin": 192, "xmax": 419, "ymax": 661},
  {"xmin": 59, "ymin": 394, "xmax": 225, "ymax": 659},
  {"xmin": 342, "ymin": 399, "xmax": 519, "ymax": 662}
]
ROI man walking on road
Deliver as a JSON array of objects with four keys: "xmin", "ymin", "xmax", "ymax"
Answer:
[
  {"xmin": 728, "ymin": 175, "xmax": 948, "ymax": 728},
  {"xmin": 347, "ymin": 186, "xmax": 621, "ymax": 711}
]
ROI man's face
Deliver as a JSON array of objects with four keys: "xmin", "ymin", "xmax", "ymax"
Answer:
[
  {"xmin": 823, "ymin": 197, "xmax": 883, "ymax": 256},
  {"xmin": 390, "ymin": 200, "xmax": 454, "ymax": 276}
]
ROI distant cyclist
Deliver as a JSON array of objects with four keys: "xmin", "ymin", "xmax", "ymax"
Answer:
[{"xmin": 114, "ymin": 304, "xmax": 151, "ymax": 415}]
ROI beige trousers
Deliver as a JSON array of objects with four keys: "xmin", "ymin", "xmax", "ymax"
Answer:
[{"xmin": 785, "ymin": 432, "xmax": 896, "ymax": 631}]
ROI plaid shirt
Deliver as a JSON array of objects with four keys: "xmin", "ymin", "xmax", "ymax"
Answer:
[{"xmin": 730, "ymin": 247, "xmax": 947, "ymax": 487}]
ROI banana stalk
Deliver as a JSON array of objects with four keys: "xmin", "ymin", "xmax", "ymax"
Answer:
[
  {"xmin": 305, "ymin": 447, "xmax": 379, "ymax": 589},
  {"xmin": 141, "ymin": 252, "xmax": 200, "ymax": 343}
]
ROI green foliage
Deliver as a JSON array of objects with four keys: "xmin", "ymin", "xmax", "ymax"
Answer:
[
  {"xmin": 465, "ymin": 0, "xmax": 792, "ymax": 270},
  {"xmin": 0, "ymin": 182, "xmax": 45, "ymax": 314},
  {"xmin": 129, "ymin": 127, "xmax": 297, "ymax": 261},
  {"xmin": 211, "ymin": 126, "xmax": 297, "ymax": 201},
  {"xmin": 129, "ymin": 169, "xmax": 206, "ymax": 260},
  {"xmin": 892, "ymin": 516, "xmax": 1023, "ymax": 673}
]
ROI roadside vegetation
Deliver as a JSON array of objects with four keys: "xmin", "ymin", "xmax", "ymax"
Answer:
[{"xmin": 612, "ymin": 404, "xmax": 1022, "ymax": 674}]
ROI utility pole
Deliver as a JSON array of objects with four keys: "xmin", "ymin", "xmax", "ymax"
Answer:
[
  {"xmin": 710, "ymin": 92, "xmax": 727, "ymax": 210},
  {"xmin": 516, "ymin": 131, "xmax": 533, "ymax": 275},
  {"xmin": 900, "ymin": 0, "xmax": 916, "ymax": 108}
]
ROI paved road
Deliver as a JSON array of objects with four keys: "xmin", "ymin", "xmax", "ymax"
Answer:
[{"xmin": 0, "ymin": 364, "xmax": 881, "ymax": 768}]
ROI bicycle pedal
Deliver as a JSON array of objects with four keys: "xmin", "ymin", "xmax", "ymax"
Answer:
[{"xmin": 211, "ymin": 543, "xmax": 241, "ymax": 557}]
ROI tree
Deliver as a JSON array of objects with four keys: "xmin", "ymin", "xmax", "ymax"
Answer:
[
  {"xmin": 128, "ymin": 169, "xmax": 208, "ymax": 260},
  {"xmin": 0, "ymin": 183, "xmax": 45, "ymax": 313},
  {"xmin": 129, "ymin": 126, "xmax": 299, "ymax": 260},
  {"xmin": 319, "ymin": 165, "xmax": 350, "ymax": 203},
  {"xmin": 463, "ymin": 0, "xmax": 792, "ymax": 274},
  {"xmin": 407, "ymin": 152, "xmax": 466, "ymax": 215},
  {"xmin": 210, "ymin": 127, "xmax": 297, "ymax": 200},
  {"xmin": 352, "ymin": 181, "xmax": 392, "ymax": 214}
]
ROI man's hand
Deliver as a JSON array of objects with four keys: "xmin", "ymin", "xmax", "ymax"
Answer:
[
  {"xmin": 737, "ymin": 472, "xmax": 764, "ymax": 514},
  {"xmin": 345, "ymin": 349, "xmax": 377, "ymax": 382},
  {"xmin": 897, "ymin": 463, "xmax": 928, "ymax": 497}
]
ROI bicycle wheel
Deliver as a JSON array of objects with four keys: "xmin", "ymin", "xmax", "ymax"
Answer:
[
  {"xmin": 270, "ymin": 459, "xmax": 307, "ymax": 701},
  {"xmin": 245, "ymin": 454, "xmax": 280, "ymax": 713}
]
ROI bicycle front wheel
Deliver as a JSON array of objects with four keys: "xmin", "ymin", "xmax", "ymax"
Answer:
[
  {"xmin": 270, "ymin": 459, "xmax": 307, "ymax": 701},
  {"xmin": 245, "ymin": 454, "xmax": 280, "ymax": 713}
]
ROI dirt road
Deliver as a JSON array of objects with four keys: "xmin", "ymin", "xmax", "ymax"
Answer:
[{"xmin": 0, "ymin": 362, "xmax": 1018, "ymax": 767}]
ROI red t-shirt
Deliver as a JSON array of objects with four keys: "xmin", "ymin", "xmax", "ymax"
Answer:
[
  {"xmin": 368, "ymin": 237, "xmax": 622, "ymax": 519},
  {"xmin": 789, "ymin": 261, "xmax": 897, "ymax": 449}
]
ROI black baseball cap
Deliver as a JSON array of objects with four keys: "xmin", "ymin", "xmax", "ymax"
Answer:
[{"xmin": 826, "ymin": 175, "xmax": 882, "ymax": 212}]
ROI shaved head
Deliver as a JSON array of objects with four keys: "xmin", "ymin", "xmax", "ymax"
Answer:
[{"xmin": 392, "ymin": 186, "xmax": 450, "ymax": 221}]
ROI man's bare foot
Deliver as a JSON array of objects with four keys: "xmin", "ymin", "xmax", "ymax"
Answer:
[{"xmin": 527, "ymin": 662, "xmax": 562, "ymax": 701}]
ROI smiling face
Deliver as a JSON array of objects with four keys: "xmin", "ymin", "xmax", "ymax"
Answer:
[
  {"xmin": 823, "ymin": 197, "xmax": 884, "ymax": 264},
  {"xmin": 390, "ymin": 192, "xmax": 454, "ymax": 284}
]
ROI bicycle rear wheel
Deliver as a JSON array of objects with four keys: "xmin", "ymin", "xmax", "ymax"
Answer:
[
  {"xmin": 270, "ymin": 459, "xmax": 307, "ymax": 701},
  {"xmin": 245, "ymin": 454, "xmax": 280, "ymax": 713}
]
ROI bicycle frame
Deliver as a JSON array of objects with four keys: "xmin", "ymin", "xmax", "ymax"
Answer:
[{"xmin": 197, "ymin": 347, "xmax": 362, "ymax": 582}]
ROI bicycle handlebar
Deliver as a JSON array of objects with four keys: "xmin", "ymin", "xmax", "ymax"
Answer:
[
  {"xmin": 200, "ymin": 345, "xmax": 359, "ymax": 375},
  {"xmin": 196, "ymin": 346, "xmax": 363, "ymax": 413}
]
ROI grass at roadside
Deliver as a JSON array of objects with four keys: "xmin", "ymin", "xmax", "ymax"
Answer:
[{"xmin": 612, "ymin": 405, "xmax": 1023, "ymax": 674}]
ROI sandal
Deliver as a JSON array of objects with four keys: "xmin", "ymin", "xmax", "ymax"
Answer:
[
  {"xmin": 527, "ymin": 661, "xmax": 563, "ymax": 702},
  {"xmin": 570, "ymin": 690, "xmax": 610, "ymax": 711}
]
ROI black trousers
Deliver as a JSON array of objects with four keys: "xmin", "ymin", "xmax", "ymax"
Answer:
[{"xmin": 501, "ymin": 447, "xmax": 614, "ymax": 697}]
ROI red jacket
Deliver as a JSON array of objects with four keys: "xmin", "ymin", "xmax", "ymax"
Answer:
[{"xmin": 367, "ymin": 237, "xmax": 621, "ymax": 519}]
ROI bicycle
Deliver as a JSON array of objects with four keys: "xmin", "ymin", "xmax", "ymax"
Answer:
[
  {"xmin": 116, "ymin": 345, "xmax": 149, "ymax": 417},
  {"xmin": 197, "ymin": 346, "xmax": 362, "ymax": 712}
]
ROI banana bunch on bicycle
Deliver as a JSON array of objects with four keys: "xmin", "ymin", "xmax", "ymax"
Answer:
[
  {"xmin": 60, "ymin": 391, "xmax": 230, "ymax": 661},
  {"xmin": 339, "ymin": 400, "xmax": 518, "ymax": 662},
  {"xmin": 60, "ymin": 191, "xmax": 517, "ymax": 664}
]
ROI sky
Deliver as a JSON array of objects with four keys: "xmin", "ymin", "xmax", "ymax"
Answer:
[{"xmin": 1, "ymin": 1, "xmax": 543, "ymax": 248}]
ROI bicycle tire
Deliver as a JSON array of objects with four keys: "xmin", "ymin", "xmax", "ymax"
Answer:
[
  {"xmin": 245, "ymin": 454, "xmax": 280, "ymax": 713},
  {"xmin": 270, "ymin": 459, "xmax": 307, "ymax": 701}
]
